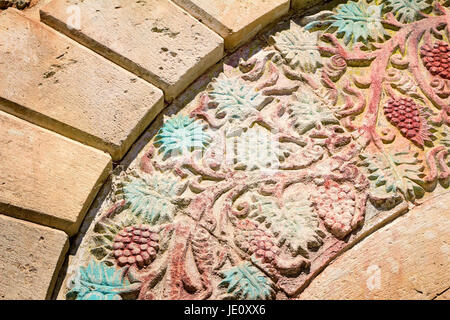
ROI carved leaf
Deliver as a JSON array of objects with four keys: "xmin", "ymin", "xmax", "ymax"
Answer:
[
  {"xmin": 305, "ymin": 0, "xmax": 387, "ymax": 45},
  {"xmin": 232, "ymin": 126, "xmax": 282, "ymax": 171},
  {"xmin": 249, "ymin": 194, "xmax": 324, "ymax": 257},
  {"xmin": 67, "ymin": 260, "xmax": 139, "ymax": 300},
  {"xmin": 288, "ymin": 91, "xmax": 340, "ymax": 135},
  {"xmin": 271, "ymin": 21, "xmax": 322, "ymax": 73},
  {"xmin": 208, "ymin": 75, "xmax": 268, "ymax": 120},
  {"xmin": 359, "ymin": 149, "xmax": 426, "ymax": 201},
  {"xmin": 219, "ymin": 262, "xmax": 274, "ymax": 300},
  {"xmin": 154, "ymin": 115, "xmax": 210, "ymax": 157},
  {"xmin": 123, "ymin": 174, "xmax": 186, "ymax": 225},
  {"xmin": 386, "ymin": 0, "xmax": 429, "ymax": 23}
]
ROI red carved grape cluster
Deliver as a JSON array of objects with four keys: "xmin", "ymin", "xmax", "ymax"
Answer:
[
  {"xmin": 234, "ymin": 219, "xmax": 280, "ymax": 264},
  {"xmin": 420, "ymin": 42, "xmax": 450, "ymax": 80},
  {"xmin": 113, "ymin": 225, "xmax": 159, "ymax": 268},
  {"xmin": 384, "ymin": 97, "xmax": 428, "ymax": 145}
]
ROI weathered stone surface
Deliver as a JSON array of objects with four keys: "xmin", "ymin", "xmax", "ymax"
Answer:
[
  {"xmin": 299, "ymin": 194, "xmax": 450, "ymax": 299},
  {"xmin": 40, "ymin": 0, "xmax": 224, "ymax": 101},
  {"xmin": 0, "ymin": 111, "xmax": 112, "ymax": 236},
  {"xmin": 61, "ymin": 0, "xmax": 450, "ymax": 300},
  {"xmin": 0, "ymin": 9, "xmax": 164, "ymax": 160},
  {"xmin": 0, "ymin": 214, "xmax": 69, "ymax": 300},
  {"xmin": 171, "ymin": 0, "xmax": 289, "ymax": 50}
]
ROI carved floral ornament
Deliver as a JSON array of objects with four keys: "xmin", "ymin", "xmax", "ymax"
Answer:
[{"xmin": 66, "ymin": 0, "xmax": 450, "ymax": 300}]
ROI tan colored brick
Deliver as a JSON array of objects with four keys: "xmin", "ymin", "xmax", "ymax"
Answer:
[
  {"xmin": 40, "ymin": 0, "xmax": 224, "ymax": 101},
  {"xmin": 0, "ymin": 9, "xmax": 164, "ymax": 160},
  {"xmin": 0, "ymin": 111, "xmax": 112, "ymax": 236},
  {"xmin": 0, "ymin": 214, "xmax": 69, "ymax": 300},
  {"xmin": 172, "ymin": 0, "xmax": 290, "ymax": 50},
  {"xmin": 298, "ymin": 193, "xmax": 450, "ymax": 300}
]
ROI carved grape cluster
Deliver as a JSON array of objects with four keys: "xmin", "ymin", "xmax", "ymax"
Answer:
[
  {"xmin": 234, "ymin": 220, "xmax": 280, "ymax": 264},
  {"xmin": 113, "ymin": 225, "xmax": 159, "ymax": 268},
  {"xmin": 384, "ymin": 97, "xmax": 429, "ymax": 145},
  {"xmin": 420, "ymin": 42, "xmax": 450, "ymax": 80},
  {"xmin": 310, "ymin": 180, "xmax": 357, "ymax": 239}
]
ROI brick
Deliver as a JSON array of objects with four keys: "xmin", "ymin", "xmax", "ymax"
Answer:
[
  {"xmin": 0, "ymin": 111, "xmax": 112, "ymax": 236},
  {"xmin": 0, "ymin": 9, "xmax": 164, "ymax": 160},
  {"xmin": 298, "ymin": 194, "xmax": 450, "ymax": 300},
  {"xmin": 40, "ymin": 0, "xmax": 224, "ymax": 101},
  {"xmin": 0, "ymin": 214, "xmax": 69, "ymax": 300},
  {"xmin": 172, "ymin": 0, "xmax": 290, "ymax": 50}
]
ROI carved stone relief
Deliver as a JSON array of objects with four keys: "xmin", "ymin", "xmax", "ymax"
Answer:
[{"xmin": 64, "ymin": 0, "xmax": 449, "ymax": 300}]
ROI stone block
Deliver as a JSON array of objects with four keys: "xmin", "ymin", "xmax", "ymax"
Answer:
[
  {"xmin": 0, "ymin": 9, "xmax": 164, "ymax": 160},
  {"xmin": 0, "ymin": 111, "xmax": 112, "ymax": 235},
  {"xmin": 0, "ymin": 214, "xmax": 69, "ymax": 300},
  {"xmin": 40, "ymin": 0, "xmax": 224, "ymax": 101},
  {"xmin": 171, "ymin": 0, "xmax": 290, "ymax": 50}
]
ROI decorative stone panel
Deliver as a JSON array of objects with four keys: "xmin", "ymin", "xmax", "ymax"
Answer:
[{"xmin": 62, "ymin": 0, "xmax": 450, "ymax": 300}]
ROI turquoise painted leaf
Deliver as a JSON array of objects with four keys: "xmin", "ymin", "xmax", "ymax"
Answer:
[
  {"xmin": 155, "ymin": 115, "xmax": 210, "ymax": 157},
  {"xmin": 123, "ymin": 174, "xmax": 186, "ymax": 225},
  {"xmin": 209, "ymin": 75, "xmax": 268, "ymax": 120},
  {"xmin": 219, "ymin": 262, "xmax": 274, "ymax": 300},
  {"xmin": 386, "ymin": 0, "xmax": 429, "ymax": 23},
  {"xmin": 66, "ymin": 260, "xmax": 140, "ymax": 300},
  {"xmin": 305, "ymin": 0, "xmax": 387, "ymax": 45}
]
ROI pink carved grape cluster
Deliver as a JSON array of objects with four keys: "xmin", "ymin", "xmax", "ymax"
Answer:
[
  {"xmin": 420, "ymin": 42, "xmax": 450, "ymax": 80},
  {"xmin": 234, "ymin": 219, "xmax": 280, "ymax": 264},
  {"xmin": 113, "ymin": 225, "xmax": 159, "ymax": 268},
  {"xmin": 384, "ymin": 97, "xmax": 428, "ymax": 145},
  {"xmin": 311, "ymin": 180, "xmax": 356, "ymax": 239}
]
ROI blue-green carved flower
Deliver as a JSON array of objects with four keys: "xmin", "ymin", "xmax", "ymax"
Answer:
[
  {"xmin": 66, "ymin": 260, "xmax": 140, "ymax": 300},
  {"xmin": 219, "ymin": 262, "xmax": 274, "ymax": 300},
  {"xmin": 154, "ymin": 115, "xmax": 210, "ymax": 157},
  {"xmin": 305, "ymin": 0, "xmax": 387, "ymax": 45}
]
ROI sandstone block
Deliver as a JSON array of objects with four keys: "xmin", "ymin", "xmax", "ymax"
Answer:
[
  {"xmin": 299, "ymin": 194, "xmax": 450, "ymax": 300},
  {"xmin": 0, "ymin": 111, "xmax": 112, "ymax": 235},
  {"xmin": 40, "ymin": 0, "xmax": 224, "ymax": 101},
  {"xmin": 0, "ymin": 214, "xmax": 69, "ymax": 300},
  {"xmin": 172, "ymin": 0, "xmax": 290, "ymax": 50},
  {"xmin": 0, "ymin": 9, "xmax": 164, "ymax": 160}
]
